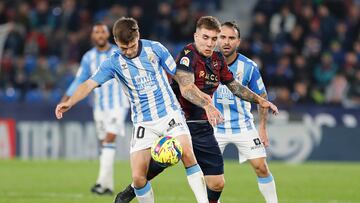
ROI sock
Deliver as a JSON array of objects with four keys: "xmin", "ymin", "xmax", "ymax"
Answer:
[
  {"xmin": 207, "ymin": 187, "xmax": 222, "ymax": 203},
  {"xmin": 96, "ymin": 143, "xmax": 116, "ymax": 190},
  {"xmin": 147, "ymin": 158, "xmax": 167, "ymax": 180},
  {"xmin": 134, "ymin": 181, "xmax": 154, "ymax": 203},
  {"xmin": 186, "ymin": 164, "xmax": 208, "ymax": 203},
  {"xmin": 257, "ymin": 174, "xmax": 278, "ymax": 203}
]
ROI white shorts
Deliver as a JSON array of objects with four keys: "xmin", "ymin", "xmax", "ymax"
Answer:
[
  {"xmin": 130, "ymin": 110, "xmax": 190, "ymax": 153},
  {"xmin": 93, "ymin": 108, "xmax": 129, "ymax": 140},
  {"xmin": 215, "ymin": 129, "xmax": 266, "ymax": 163}
]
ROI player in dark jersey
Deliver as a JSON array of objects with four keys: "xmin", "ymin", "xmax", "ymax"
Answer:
[{"xmin": 115, "ymin": 16, "xmax": 278, "ymax": 203}]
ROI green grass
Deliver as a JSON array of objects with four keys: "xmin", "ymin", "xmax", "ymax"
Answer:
[{"xmin": 0, "ymin": 160, "xmax": 359, "ymax": 203}]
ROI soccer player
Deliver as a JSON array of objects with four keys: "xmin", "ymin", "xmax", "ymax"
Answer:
[
  {"xmin": 115, "ymin": 16, "xmax": 278, "ymax": 203},
  {"xmin": 214, "ymin": 21, "xmax": 278, "ymax": 203},
  {"xmin": 55, "ymin": 17, "xmax": 219, "ymax": 203},
  {"xmin": 60, "ymin": 23, "xmax": 129, "ymax": 195}
]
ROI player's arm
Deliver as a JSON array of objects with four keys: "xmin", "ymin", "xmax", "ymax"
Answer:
[
  {"xmin": 257, "ymin": 92, "xmax": 269, "ymax": 147},
  {"xmin": 226, "ymin": 80, "xmax": 278, "ymax": 114},
  {"xmin": 55, "ymin": 79, "xmax": 98, "ymax": 119},
  {"xmin": 173, "ymin": 69, "xmax": 223, "ymax": 126}
]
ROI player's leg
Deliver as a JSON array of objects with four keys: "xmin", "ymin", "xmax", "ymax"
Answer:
[
  {"xmin": 93, "ymin": 109, "xmax": 128, "ymax": 195},
  {"xmin": 91, "ymin": 110, "xmax": 115, "ymax": 195},
  {"xmin": 174, "ymin": 134, "xmax": 208, "ymax": 203},
  {"xmin": 166, "ymin": 111, "xmax": 207, "ymax": 203},
  {"xmin": 130, "ymin": 149, "xmax": 154, "ymax": 203},
  {"xmin": 129, "ymin": 122, "xmax": 162, "ymax": 203},
  {"xmin": 249, "ymin": 158, "xmax": 278, "ymax": 203},
  {"xmin": 189, "ymin": 122, "xmax": 225, "ymax": 203},
  {"xmin": 114, "ymin": 158, "xmax": 165, "ymax": 203},
  {"xmin": 236, "ymin": 129, "xmax": 278, "ymax": 203},
  {"xmin": 92, "ymin": 132, "xmax": 116, "ymax": 195}
]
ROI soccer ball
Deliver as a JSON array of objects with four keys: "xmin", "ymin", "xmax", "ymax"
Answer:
[{"xmin": 151, "ymin": 136, "xmax": 183, "ymax": 166}]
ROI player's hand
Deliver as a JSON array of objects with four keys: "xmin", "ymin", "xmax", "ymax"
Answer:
[
  {"xmin": 259, "ymin": 100, "xmax": 279, "ymax": 115},
  {"xmin": 55, "ymin": 102, "xmax": 72, "ymax": 119},
  {"xmin": 258, "ymin": 127, "xmax": 269, "ymax": 147},
  {"xmin": 204, "ymin": 104, "xmax": 224, "ymax": 126}
]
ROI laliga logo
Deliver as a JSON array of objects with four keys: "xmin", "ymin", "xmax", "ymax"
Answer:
[{"xmin": 266, "ymin": 112, "xmax": 337, "ymax": 163}]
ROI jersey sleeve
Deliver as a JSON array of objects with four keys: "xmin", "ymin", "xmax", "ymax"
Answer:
[
  {"xmin": 90, "ymin": 58, "xmax": 115, "ymax": 86},
  {"xmin": 219, "ymin": 54, "xmax": 234, "ymax": 85},
  {"xmin": 248, "ymin": 65, "xmax": 267, "ymax": 95},
  {"xmin": 65, "ymin": 54, "xmax": 91, "ymax": 96},
  {"xmin": 175, "ymin": 48, "xmax": 195, "ymax": 73},
  {"xmin": 152, "ymin": 42, "xmax": 177, "ymax": 76}
]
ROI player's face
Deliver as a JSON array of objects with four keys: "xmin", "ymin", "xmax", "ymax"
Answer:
[
  {"xmin": 194, "ymin": 27, "xmax": 219, "ymax": 57},
  {"xmin": 91, "ymin": 25, "xmax": 110, "ymax": 48},
  {"xmin": 218, "ymin": 26, "xmax": 240, "ymax": 57},
  {"xmin": 116, "ymin": 38, "xmax": 139, "ymax": 58}
]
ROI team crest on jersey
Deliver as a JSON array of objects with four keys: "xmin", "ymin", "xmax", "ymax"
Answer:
[
  {"xmin": 236, "ymin": 71, "xmax": 243, "ymax": 82},
  {"xmin": 180, "ymin": 57, "xmax": 190, "ymax": 67},
  {"xmin": 148, "ymin": 54, "xmax": 158, "ymax": 65},
  {"xmin": 184, "ymin": 49, "xmax": 191, "ymax": 55},
  {"xmin": 121, "ymin": 63, "xmax": 128, "ymax": 69}
]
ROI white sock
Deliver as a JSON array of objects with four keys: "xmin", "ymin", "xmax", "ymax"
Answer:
[
  {"xmin": 96, "ymin": 143, "xmax": 116, "ymax": 190},
  {"xmin": 134, "ymin": 181, "xmax": 154, "ymax": 203},
  {"xmin": 257, "ymin": 174, "xmax": 278, "ymax": 203},
  {"xmin": 186, "ymin": 164, "xmax": 208, "ymax": 203}
]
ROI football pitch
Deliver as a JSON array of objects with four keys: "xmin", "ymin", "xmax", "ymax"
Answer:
[{"xmin": 0, "ymin": 160, "xmax": 359, "ymax": 203}]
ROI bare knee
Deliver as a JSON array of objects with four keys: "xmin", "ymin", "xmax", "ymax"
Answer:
[
  {"xmin": 132, "ymin": 174, "xmax": 147, "ymax": 188},
  {"xmin": 254, "ymin": 163, "xmax": 270, "ymax": 177},
  {"xmin": 103, "ymin": 133, "xmax": 116, "ymax": 143},
  {"xmin": 206, "ymin": 175, "xmax": 225, "ymax": 191}
]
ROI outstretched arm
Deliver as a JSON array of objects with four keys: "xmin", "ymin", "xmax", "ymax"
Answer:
[
  {"xmin": 226, "ymin": 80, "xmax": 279, "ymax": 114},
  {"xmin": 257, "ymin": 92, "xmax": 270, "ymax": 147},
  {"xmin": 173, "ymin": 69, "xmax": 223, "ymax": 126},
  {"xmin": 55, "ymin": 79, "xmax": 98, "ymax": 119}
]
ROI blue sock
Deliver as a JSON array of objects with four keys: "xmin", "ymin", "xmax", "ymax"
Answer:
[
  {"xmin": 134, "ymin": 181, "xmax": 152, "ymax": 196},
  {"xmin": 257, "ymin": 174, "xmax": 274, "ymax": 184},
  {"xmin": 185, "ymin": 164, "xmax": 201, "ymax": 176}
]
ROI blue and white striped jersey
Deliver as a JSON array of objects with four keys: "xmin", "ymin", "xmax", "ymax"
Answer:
[
  {"xmin": 213, "ymin": 54, "xmax": 266, "ymax": 134},
  {"xmin": 66, "ymin": 44, "xmax": 129, "ymax": 111},
  {"xmin": 91, "ymin": 39, "xmax": 180, "ymax": 123}
]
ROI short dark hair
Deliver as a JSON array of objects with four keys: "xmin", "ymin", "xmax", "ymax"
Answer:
[
  {"xmin": 221, "ymin": 21, "xmax": 241, "ymax": 38},
  {"xmin": 196, "ymin": 16, "xmax": 221, "ymax": 32},
  {"xmin": 112, "ymin": 17, "xmax": 139, "ymax": 44}
]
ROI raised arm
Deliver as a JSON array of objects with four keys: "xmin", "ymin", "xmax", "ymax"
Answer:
[
  {"xmin": 173, "ymin": 69, "xmax": 223, "ymax": 126},
  {"xmin": 226, "ymin": 80, "xmax": 279, "ymax": 114},
  {"xmin": 55, "ymin": 79, "xmax": 98, "ymax": 119}
]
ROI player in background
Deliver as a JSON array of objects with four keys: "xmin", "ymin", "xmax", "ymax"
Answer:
[
  {"xmin": 59, "ymin": 23, "xmax": 130, "ymax": 195},
  {"xmin": 214, "ymin": 21, "xmax": 278, "ymax": 203},
  {"xmin": 55, "ymin": 17, "xmax": 223, "ymax": 203},
  {"xmin": 114, "ymin": 16, "xmax": 278, "ymax": 203}
]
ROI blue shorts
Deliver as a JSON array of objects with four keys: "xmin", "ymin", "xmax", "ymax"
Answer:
[{"xmin": 187, "ymin": 121, "xmax": 224, "ymax": 175}]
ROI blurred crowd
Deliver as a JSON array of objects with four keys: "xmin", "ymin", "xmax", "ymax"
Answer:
[
  {"xmin": 245, "ymin": 0, "xmax": 360, "ymax": 108},
  {"xmin": 0, "ymin": 0, "xmax": 359, "ymax": 108}
]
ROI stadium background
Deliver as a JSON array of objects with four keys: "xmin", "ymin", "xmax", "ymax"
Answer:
[{"xmin": 0, "ymin": 0, "xmax": 359, "ymax": 202}]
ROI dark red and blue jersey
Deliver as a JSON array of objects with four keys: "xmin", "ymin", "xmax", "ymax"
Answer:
[{"xmin": 172, "ymin": 43, "xmax": 234, "ymax": 121}]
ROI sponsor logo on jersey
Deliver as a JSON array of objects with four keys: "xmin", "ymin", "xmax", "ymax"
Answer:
[{"xmin": 199, "ymin": 71, "xmax": 218, "ymax": 82}]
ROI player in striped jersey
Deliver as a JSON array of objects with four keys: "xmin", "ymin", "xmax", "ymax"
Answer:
[
  {"xmin": 55, "ymin": 17, "xmax": 219, "ymax": 203},
  {"xmin": 59, "ymin": 23, "xmax": 129, "ymax": 195},
  {"xmin": 213, "ymin": 21, "xmax": 278, "ymax": 203}
]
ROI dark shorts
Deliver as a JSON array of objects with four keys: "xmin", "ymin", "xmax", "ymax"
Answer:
[{"xmin": 187, "ymin": 121, "xmax": 224, "ymax": 175}]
